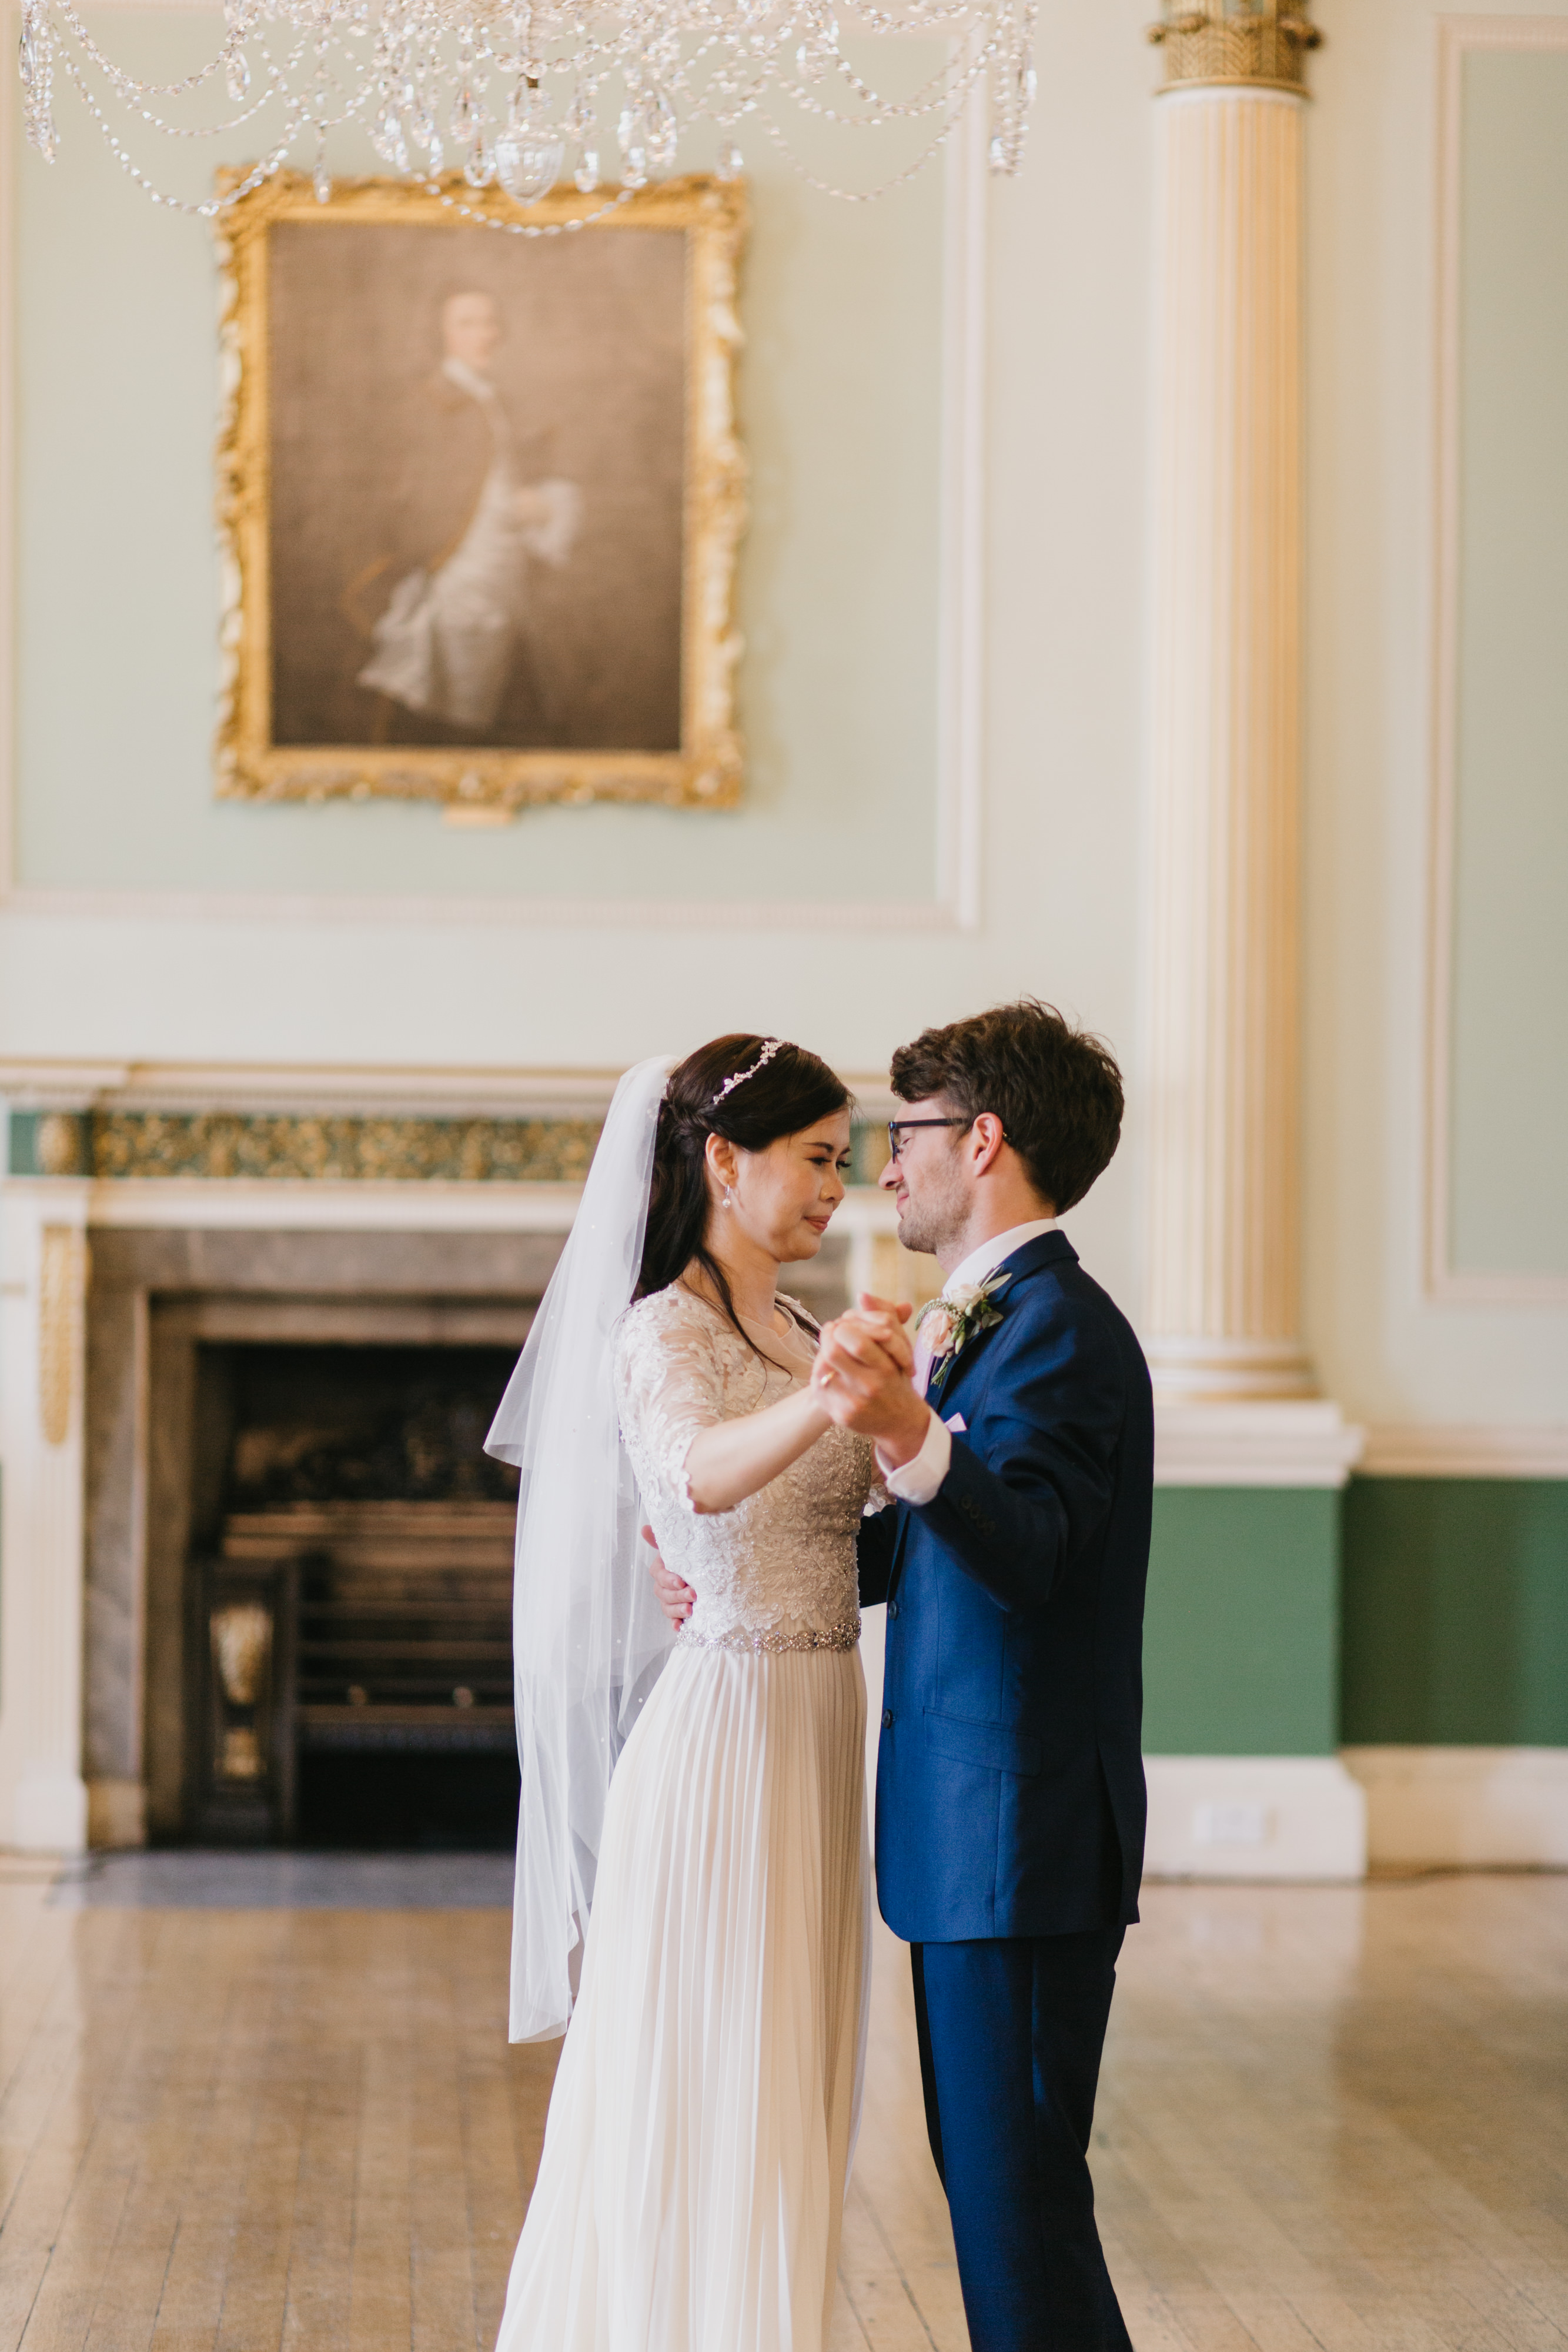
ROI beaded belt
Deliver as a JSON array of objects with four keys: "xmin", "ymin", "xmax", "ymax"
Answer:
[{"xmin": 676, "ymin": 1616, "xmax": 861, "ymax": 1655}]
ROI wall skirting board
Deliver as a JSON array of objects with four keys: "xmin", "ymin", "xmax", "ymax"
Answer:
[
  {"xmin": 1144, "ymin": 1756, "xmax": 1368, "ymax": 1882},
  {"xmin": 1144, "ymin": 1750, "xmax": 1568, "ymax": 1879},
  {"xmin": 1343, "ymin": 1745, "xmax": 1568, "ymax": 1869}
]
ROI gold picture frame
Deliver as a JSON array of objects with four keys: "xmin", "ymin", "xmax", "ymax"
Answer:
[{"xmin": 214, "ymin": 171, "xmax": 747, "ymax": 814}]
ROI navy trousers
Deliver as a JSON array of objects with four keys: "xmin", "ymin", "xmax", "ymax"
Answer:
[{"xmin": 910, "ymin": 1930, "xmax": 1133, "ymax": 2352}]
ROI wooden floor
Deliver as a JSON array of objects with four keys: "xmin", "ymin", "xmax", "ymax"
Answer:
[{"xmin": 2, "ymin": 1860, "xmax": 1566, "ymax": 2349}]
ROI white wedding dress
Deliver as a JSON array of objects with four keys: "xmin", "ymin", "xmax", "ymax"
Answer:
[{"xmin": 494, "ymin": 1284, "xmax": 886, "ymax": 2352}]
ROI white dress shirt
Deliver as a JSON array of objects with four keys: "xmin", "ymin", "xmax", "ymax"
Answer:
[{"xmin": 879, "ymin": 1217, "xmax": 1058, "ymax": 1506}]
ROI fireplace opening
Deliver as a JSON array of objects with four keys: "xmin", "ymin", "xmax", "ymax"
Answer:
[{"xmin": 189, "ymin": 1342, "xmax": 523, "ymax": 1851}]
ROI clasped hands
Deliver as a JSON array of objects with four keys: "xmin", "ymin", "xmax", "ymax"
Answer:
[
  {"xmin": 646, "ymin": 1293, "xmax": 931, "ymax": 1628},
  {"xmin": 809, "ymin": 1291, "xmax": 932, "ymax": 1469}
]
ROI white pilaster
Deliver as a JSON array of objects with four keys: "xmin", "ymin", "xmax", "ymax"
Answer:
[
  {"xmin": 1144, "ymin": 76, "xmax": 1312, "ymax": 1403},
  {"xmin": 0, "ymin": 1177, "xmax": 91, "ymax": 1851}
]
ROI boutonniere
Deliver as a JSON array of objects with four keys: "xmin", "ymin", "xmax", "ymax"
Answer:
[{"xmin": 916, "ymin": 1269, "xmax": 1014, "ymax": 1391}]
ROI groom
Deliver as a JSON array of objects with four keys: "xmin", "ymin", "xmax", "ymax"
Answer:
[{"xmin": 659, "ymin": 999, "xmax": 1152, "ymax": 2351}]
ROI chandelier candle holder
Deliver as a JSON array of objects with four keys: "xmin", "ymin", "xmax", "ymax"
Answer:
[{"xmin": 16, "ymin": 0, "xmax": 1038, "ymax": 220}]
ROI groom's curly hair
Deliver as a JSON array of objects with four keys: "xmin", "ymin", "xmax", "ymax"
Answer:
[
  {"xmin": 636, "ymin": 1036, "xmax": 851, "ymax": 1345},
  {"xmin": 890, "ymin": 998, "xmax": 1124, "ymax": 1214}
]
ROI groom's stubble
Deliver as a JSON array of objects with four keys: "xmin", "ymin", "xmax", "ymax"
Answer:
[{"xmin": 892, "ymin": 1133, "xmax": 973, "ymax": 1262}]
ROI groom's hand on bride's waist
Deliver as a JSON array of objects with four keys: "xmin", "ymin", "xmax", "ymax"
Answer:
[{"xmin": 643, "ymin": 1524, "xmax": 696, "ymax": 1627}]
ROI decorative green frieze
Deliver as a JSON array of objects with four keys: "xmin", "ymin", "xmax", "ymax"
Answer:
[
  {"xmin": 9, "ymin": 1108, "xmax": 602, "ymax": 1184},
  {"xmin": 6, "ymin": 1104, "xmax": 897, "ymax": 1188},
  {"xmin": 8, "ymin": 1110, "xmax": 90, "ymax": 1177}
]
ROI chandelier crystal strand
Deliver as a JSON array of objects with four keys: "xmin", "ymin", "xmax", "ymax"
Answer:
[{"xmin": 17, "ymin": 0, "xmax": 1036, "ymax": 212}]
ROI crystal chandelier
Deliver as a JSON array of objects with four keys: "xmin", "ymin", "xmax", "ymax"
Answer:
[{"xmin": 16, "ymin": 0, "xmax": 1038, "ymax": 226}]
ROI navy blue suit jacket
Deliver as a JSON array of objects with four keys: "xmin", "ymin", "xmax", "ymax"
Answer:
[{"xmin": 857, "ymin": 1231, "xmax": 1153, "ymax": 1944}]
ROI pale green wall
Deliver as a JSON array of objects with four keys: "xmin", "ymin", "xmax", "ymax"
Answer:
[
  {"xmin": 1449, "ymin": 49, "xmax": 1568, "ymax": 1277},
  {"xmin": 1302, "ymin": 0, "xmax": 1568, "ymax": 1426},
  {"xmin": 13, "ymin": 13, "xmax": 941, "ymax": 904}
]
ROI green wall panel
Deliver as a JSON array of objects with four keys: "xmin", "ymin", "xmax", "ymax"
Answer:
[
  {"xmin": 1142, "ymin": 1488, "xmax": 1339, "ymax": 1758},
  {"xmin": 1342, "ymin": 1479, "xmax": 1568, "ymax": 1746}
]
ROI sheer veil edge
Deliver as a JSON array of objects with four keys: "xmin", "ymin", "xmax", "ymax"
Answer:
[{"xmin": 485, "ymin": 1054, "xmax": 677, "ymax": 2043}]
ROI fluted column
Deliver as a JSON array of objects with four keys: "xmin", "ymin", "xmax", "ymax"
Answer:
[{"xmin": 1144, "ymin": 2, "xmax": 1320, "ymax": 1403}]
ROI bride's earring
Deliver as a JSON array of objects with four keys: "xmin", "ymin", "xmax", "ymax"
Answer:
[{"xmin": 723, "ymin": 1186, "xmax": 734, "ymax": 1210}]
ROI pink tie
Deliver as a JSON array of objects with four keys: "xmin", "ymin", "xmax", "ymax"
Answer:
[{"xmin": 911, "ymin": 1316, "xmax": 940, "ymax": 1398}]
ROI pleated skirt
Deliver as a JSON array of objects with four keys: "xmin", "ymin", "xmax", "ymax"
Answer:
[{"xmin": 495, "ymin": 1640, "xmax": 870, "ymax": 2352}]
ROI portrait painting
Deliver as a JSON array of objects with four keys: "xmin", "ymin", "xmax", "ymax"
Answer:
[{"xmin": 215, "ymin": 173, "xmax": 747, "ymax": 811}]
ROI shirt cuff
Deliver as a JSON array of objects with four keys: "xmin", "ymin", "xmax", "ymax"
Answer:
[{"xmin": 878, "ymin": 1408, "xmax": 951, "ymax": 1506}]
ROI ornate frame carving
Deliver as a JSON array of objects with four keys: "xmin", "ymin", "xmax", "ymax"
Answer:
[{"xmin": 213, "ymin": 171, "xmax": 748, "ymax": 814}]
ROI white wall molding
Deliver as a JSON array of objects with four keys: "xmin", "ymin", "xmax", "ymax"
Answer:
[
  {"xmin": 1425, "ymin": 15, "xmax": 1568, "ymax": 1309},
  {"xmin": 1358, "ymin": 1422, "xmax": 1568, "ymax": 1479},
  {"xmin": 1345, "ymin": 1745, "xmax": 1568, "ymax": 1869},
  {"xmin": 0, "ymin": 98, "xmax": 987, "ymax": 934},
  {"xmin": 0, "ymin": 886, "xmax": 969, "ymax": 932},
  {"xmin": 0, "ymin": 1053, "xmax": 626, "ymax": 1118},
  {"xmin": 0, "ymin": 0, "xmax": 14, "ymax": 910},
  {"xmin": 935, "ymin": 83, "xmax": 987, "ymax": 933},
  {"xmin": 1144, "ymin": 1755, "xmax": 1367, "ymax": 1882},
  {"xmin": 0, "ymin": 1051, "xmax": 902, "ymax": 1121},
  {"xmin": 1153, "ymin": 1409, "xmax": 1568, "ymax": 1486},
  {"xmin": 1154, "ymin": 1399, "xmax": 1363, "ymax": 1489}
]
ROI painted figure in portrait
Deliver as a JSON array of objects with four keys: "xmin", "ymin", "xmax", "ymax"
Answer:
[
  {"xmin": 216, "ymin": 175, "xmax": 746, "ymax": 810},
  {"xmin": 352, "ymin": 286, "xmax": 583, "ymax": 741}
]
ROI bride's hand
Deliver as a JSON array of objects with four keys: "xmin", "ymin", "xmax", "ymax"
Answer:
[
  {"xmin": 820, "ymin": 1295, "xmax": 916, "ymax": 1378},
  {"xmin": 812, "ymin": 1321, "xmax": 901, "ymax": 1408},
  {"xmin": 858, "ymin": 1292, "xmax": 917, "ymax": 1370},
  {"xmin": 812, "ymin": 1312, "xmax": 931, "ymax": 1465}
]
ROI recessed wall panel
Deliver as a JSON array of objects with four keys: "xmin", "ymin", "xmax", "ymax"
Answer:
[{"xmin": 1449, "ymin": 49, "xmax": 1568, "ymax": 1277}]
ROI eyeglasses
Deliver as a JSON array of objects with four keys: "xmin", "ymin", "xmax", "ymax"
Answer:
[{"xmin": 885, "ymin": 1117, "xmax": 974, "ymax": 1164}]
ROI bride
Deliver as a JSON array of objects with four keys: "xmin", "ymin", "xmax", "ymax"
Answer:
[{"xmin": 486, "ymin": 1035, "xmax": 897, "ymax": 2352}]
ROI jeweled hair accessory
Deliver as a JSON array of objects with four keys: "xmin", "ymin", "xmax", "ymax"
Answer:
[{"xmin": 710, "ymin": 1039, "xmax": 785, "ymax": 1109}]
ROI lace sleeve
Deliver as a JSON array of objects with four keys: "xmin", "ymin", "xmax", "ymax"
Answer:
[{"xmin": 614, "ymin": 1292, "xmax": 728, "ymax": 1515}]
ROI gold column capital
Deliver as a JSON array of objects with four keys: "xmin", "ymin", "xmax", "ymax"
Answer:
[{"xmin": 1148, "ymin": 2, "xmax": 1321, "ymax": 98}]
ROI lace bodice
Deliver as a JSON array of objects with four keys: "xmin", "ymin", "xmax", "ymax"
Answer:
[{"xmin": 614, "ymin": 1284, "xmax": 887, "ymax": 1648}]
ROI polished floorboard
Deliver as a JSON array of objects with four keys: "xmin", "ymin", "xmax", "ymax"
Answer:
[{"xmin": 2, "ymin": 1859, "xmax": 1565, "ymax": 2349}]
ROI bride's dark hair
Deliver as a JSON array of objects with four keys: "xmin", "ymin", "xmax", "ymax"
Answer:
[{"xmin": 636, "ymin": 1035, "xmax": 851, "ymax": 1341}]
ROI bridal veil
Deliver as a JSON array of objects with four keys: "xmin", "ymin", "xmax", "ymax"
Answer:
[{"xmin": 486, "ymin": 1054, "xmax": 676, "ymax": 2042}]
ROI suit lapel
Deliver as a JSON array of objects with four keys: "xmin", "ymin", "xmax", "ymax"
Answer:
[
  {"xmin": 926, "ymin": 1312, "xmax": 1001, "ymax": 1409},
  {"xmin": 887, "ymin": 1231, "xmax": 1077, "ymax": 1601},
  {"xmin": 924, "ymin": 1229, "xmax": 1075, "ymax": 1412}
]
